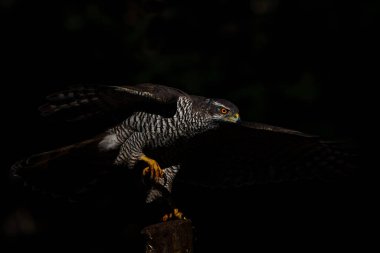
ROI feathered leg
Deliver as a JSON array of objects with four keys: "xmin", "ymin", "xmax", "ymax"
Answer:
[{"xmin": 115, "ymin": 132, "xmax": 164, "ymax": 182}]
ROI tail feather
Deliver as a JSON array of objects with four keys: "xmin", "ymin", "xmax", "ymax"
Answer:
[{"xmin": 11, "ymin": 134, "xmax": 118, "ymax": 198}]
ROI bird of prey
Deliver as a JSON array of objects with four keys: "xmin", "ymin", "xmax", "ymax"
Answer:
[{"xmin": 11, "ymin": 83, "xmax": 354, "ymax": 220}]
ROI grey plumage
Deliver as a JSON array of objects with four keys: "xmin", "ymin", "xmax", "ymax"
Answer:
[
  {"xmin": 11, "ymin": 83, "xmax": 355, "ymax": 205},
  {"xmin": 107, "ymin": 96, "xmax": 217, "ymax": 168}
]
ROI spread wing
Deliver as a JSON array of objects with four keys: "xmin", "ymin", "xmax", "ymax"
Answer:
[
  {"xmin": 177, "ymin": 121, "xmax": 355, "ymax": 188},
  {"xmin": 39, "ymin": 83, "xmax": 188, "ymax": 123}
]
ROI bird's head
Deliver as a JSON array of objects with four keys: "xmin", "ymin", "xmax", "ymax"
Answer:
[{"xmin": 206, "ymin": 99, "xmax": 241, "ymax": 124}]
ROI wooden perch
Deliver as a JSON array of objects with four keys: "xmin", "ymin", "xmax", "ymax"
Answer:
[{"xmin": 141, "ymin": 220, "xmax": 193, "ymax": 253}]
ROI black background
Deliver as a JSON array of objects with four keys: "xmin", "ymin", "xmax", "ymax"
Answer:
[{"xmin": 1, "ymin": 0, "xmax": 372, "ymax": 251}]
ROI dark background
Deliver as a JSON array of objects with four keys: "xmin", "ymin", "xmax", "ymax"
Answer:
[{"xmin": 1, "ymin": 0, "xmax": 372, "ymax": 251}]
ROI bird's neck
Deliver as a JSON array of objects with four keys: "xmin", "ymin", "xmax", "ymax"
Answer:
[{"xmin": 175, "ymin": 97, "xmax": 217, "ymax": 136}]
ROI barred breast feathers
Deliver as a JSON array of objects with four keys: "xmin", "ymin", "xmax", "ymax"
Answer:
[{"xmin": 99, "ymin": 96, "xmax": 211, "ymax": 153}]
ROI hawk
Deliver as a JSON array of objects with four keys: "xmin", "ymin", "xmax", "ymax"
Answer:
[{"xmin": 11, "ymin": 84, "xmax": 354, "ymax": 219}]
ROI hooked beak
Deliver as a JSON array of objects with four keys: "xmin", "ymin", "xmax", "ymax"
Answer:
[{"xmin": 227, "ymin": 113, "xmax": 241, "ymax": 123}]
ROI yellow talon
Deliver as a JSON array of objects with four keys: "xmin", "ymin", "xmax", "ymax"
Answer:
[
  {"xmin": 173, "ymin": 208, "xmax": 184, "ymax": 219},
  {"xmin": 161, "ymin": 208, "xmax": 186, "ymax": 222},
  {"xmin": 140, "ymin": 155, "xmax": 163, "ymax": 182}
]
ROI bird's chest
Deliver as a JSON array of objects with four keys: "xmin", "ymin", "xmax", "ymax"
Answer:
[
  {"xmin": 143, "ymin": 117, "xmax": 191, "ymax": 148},
  {"xmin": 126, "ymin": 109, "xmax": 209, "ymax": 148}
]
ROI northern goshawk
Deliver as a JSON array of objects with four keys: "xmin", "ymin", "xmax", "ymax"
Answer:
[{"xmin": 11, "ymin": 84, "xmax": 354, "ymax": 220}]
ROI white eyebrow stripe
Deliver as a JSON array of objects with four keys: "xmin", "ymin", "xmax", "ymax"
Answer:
[{"xmin": 212, "ymin": 101, "xmax": 230, "ymax": 109}]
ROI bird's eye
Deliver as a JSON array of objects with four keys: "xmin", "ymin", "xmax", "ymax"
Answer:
[{"xmin": 220, "ymin": 108, "xmax": 229, "ymax": 114}]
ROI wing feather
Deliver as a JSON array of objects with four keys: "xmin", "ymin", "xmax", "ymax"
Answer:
[
  {"xmin": 39, "ymin": 83, "xmax": 188, "ymax": 123},
  {"xmin": 177, "ymin": 121, "xmax": 355, "ymax": 188}
]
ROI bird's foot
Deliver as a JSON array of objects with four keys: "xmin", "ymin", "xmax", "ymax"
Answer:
[
  {"xmin": 162, "ymin": 208, "xmax": 186, "ymax": 222},
  {"xmin": 140, "ymin": 155, "xmax": 164, "ymax": 183}
]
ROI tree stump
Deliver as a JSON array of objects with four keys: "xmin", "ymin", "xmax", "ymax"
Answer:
[{"xmin": 141, "ymin": 220, "xmax": 193, "ymax": 253}]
